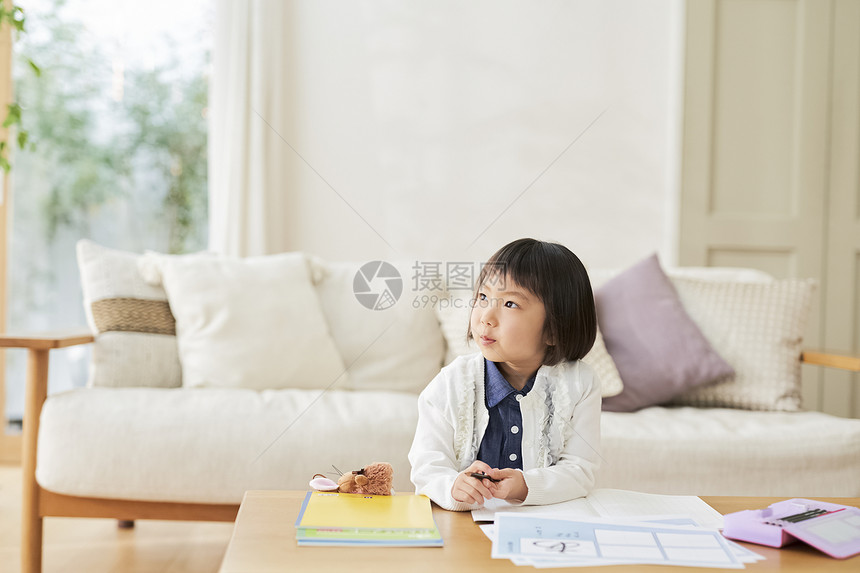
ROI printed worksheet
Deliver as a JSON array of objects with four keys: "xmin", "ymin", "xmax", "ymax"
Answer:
[{"xmin": 492, "ymin": 513, "xmax": 743, "ymax": 569}]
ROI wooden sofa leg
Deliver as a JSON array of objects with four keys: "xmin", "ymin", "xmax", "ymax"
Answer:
[
  {"xmin": 117, "ymin": 520, "xmax": 135, "ymax": 529},
  {"xmin": 22, "ymin": 510, "xmax": 42, "ymax": 573},
  {"xmin": 22, "ymin": 348, "xmax": 49, "ymax": 573}
]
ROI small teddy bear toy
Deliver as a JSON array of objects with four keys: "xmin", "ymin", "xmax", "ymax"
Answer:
[{"xmin": 336, "ymin": 462, "xmax": 394, "ymax": 496}]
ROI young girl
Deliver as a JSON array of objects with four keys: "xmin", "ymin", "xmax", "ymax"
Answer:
[{"xmin": 409, "ymin": 238, "xmax": 601, "ymax": 511}]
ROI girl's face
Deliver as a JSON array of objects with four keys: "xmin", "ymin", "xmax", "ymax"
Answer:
[{"xmin": 470, "ymin": 274, "xmax": 549, "ymax": 375}]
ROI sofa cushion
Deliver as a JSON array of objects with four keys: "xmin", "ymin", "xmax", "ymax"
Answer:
[
  {"xmin": 36, "ymin": 387, "xmax": 419, "ymax": 504},
  {"xmin": 598, "ymin": 255, "xmax": 735, "ymax": 412},
  {"xmin": 313, "ymin": 261, "xmax": 445, "ymax": 394},
  {"xmin": 670, "ymin": 277, "xmax": 815, "ymax": 411},
  {"xmin": 76, "ymin": 239, "xmax": 181, "ymax": 389},
  {"xmin": 598, "ymin": 406, "xmax": 860, "ymax": 496},
  {"xmin": 139, "ymin": 251, "xmax": 347, "ymax": 391}
]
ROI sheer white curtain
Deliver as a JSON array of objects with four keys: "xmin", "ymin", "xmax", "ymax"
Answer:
[{"xmin": 208, "ymin": 0, "xmax": 292, "ymax": 256}]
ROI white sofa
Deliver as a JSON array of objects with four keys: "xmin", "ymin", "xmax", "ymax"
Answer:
[
  {"xmin": 5, "ymin": 242, "xmax": 860, "ymax": 573},
  {"xmin": 33, "ymin": 372, "xmax": 860, "ymax": 503}
]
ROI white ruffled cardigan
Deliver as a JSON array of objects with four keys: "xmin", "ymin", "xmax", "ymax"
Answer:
[{"xmin": 408, "ymin": 353, "xmax": 602, "ymax": 511}]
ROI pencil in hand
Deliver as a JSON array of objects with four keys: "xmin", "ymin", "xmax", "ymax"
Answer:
[{"xmin": 469, "ymin": 471, "xmax": 501, "ymax": 483}]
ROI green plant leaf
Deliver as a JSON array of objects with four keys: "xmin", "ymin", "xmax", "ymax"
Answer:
[
  {"xmin": 28, "ymin": 58, "xmax": 40, "ymax": 77},
  {"xmin": 3, "ymin": 5, "xmax": 26, "ymax": 33},
  {"xmin": 2, "ymin": 103, "xmax": 21, "ymax": 128}
]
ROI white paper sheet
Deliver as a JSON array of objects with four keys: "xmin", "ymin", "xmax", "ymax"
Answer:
[
  {"xmin": 587, "ymin": 488, "xmax": 725, "ymax": 529},
  {"xmin": 472, "ymin": 495, "xmax": 598, "ymax": 522},
  {"xmin": 472, "ymin": 488, "xmax": 724, "ymax": 530}
]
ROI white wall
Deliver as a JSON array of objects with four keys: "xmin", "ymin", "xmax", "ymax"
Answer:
[{"xmin": 267, "ymin": 0, "xmax": 682, "ymax": 271}]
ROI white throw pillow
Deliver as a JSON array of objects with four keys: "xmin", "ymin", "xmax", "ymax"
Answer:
[
  {"xmin": 139, "ymin": 252, "xmax": 348, "ymax": 391},
  {"xmin": 76, "ymin": 239, "xmax": 182, "ymax": 388},
  {"xmin": 313, "ymin": 261, "xmax": 445, "ymax": 394},
  {"xmin": 669, "ymin": 278, "xmax": 816, "ymax": 411},
  {"xmin": 435, "ymin": 293, "xmax": 476, "ymax": 366}
]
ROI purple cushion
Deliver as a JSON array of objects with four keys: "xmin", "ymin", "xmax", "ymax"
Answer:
[{"xmin": 598, "ymin": 254, "xmax": 734, "ymax": 412}]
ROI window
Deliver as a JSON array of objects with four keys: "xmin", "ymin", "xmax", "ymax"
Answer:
[{"xmin": 3, "ymin": 0, "xmax": 212, "ymax": 430}]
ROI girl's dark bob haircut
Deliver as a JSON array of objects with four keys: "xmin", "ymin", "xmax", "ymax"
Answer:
[{"xmin": 468, "ymin": 238, "xmax": 597, "ymax": 365}]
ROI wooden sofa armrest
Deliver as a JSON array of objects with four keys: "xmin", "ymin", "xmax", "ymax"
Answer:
[
  {"xmin": 1, "ymin": 329, "xmax": 93, "ymax": 573},
  {"xmin": 0, "ymin": 329, "xmax": 95, "ymax": 350},
  {"xmin": 801, "ymin": 350, "xmax": 860, "ymax": 372}
]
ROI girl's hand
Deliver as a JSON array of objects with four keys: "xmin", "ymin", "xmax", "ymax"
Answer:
[
  {"xmin": 451, "ymin": 461, "xmax": 496, "ymax": 505},
  {"xmin": 488, "ymin": 468, "xmax": 528, "ymax": 502}
]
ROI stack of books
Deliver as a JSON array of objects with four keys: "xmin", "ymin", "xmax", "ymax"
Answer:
[{"xmin": 295, "ymin": 492, "xmax": 443, "ymax": 547}]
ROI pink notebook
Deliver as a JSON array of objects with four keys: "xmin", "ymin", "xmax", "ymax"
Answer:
[{"xmin": 722, "ymin": 498, "xmax": 860, "ymax": 559}]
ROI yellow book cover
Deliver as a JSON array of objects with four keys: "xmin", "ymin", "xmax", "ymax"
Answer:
[{"xmin": 296, "ymin": 492, "xmax": 436, "ymax": 530}]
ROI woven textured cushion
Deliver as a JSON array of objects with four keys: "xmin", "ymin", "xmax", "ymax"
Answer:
[
  {"xmin": 76, "ymin": 239, "xmax": 181, "ymax": 388},
  {"xmin": 669, "ymin": 277, "xmax": 815, "ymax": 411},
  {"xmin": 598, "ymin": 255, "xmax": 735, "ymax": 412},
  {"xmin": 139, "ymin": 251, "xmax": 348, "ymax": 391}
]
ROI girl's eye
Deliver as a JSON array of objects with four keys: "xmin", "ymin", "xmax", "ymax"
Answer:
[
  {"xmin": 505, "ymin": 300, "xmax": 518, "ymax": 308},
  {"xmin": 478, "ymin": 293, "xmax": 487, "ymax": 301}
]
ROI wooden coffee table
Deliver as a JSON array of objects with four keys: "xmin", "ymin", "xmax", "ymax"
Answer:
[{"xmin": 218, "ymin": 491, "xmax": 860, "ymax": 572}]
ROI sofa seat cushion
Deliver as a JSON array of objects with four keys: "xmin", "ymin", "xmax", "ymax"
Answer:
[
  {"xmin": 599, "ymin": 407, "xmax": 860, "ymax": 497},
  {"xmin": 37, "ymin": 388, "xmax": 419, "ymax": 504}
]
